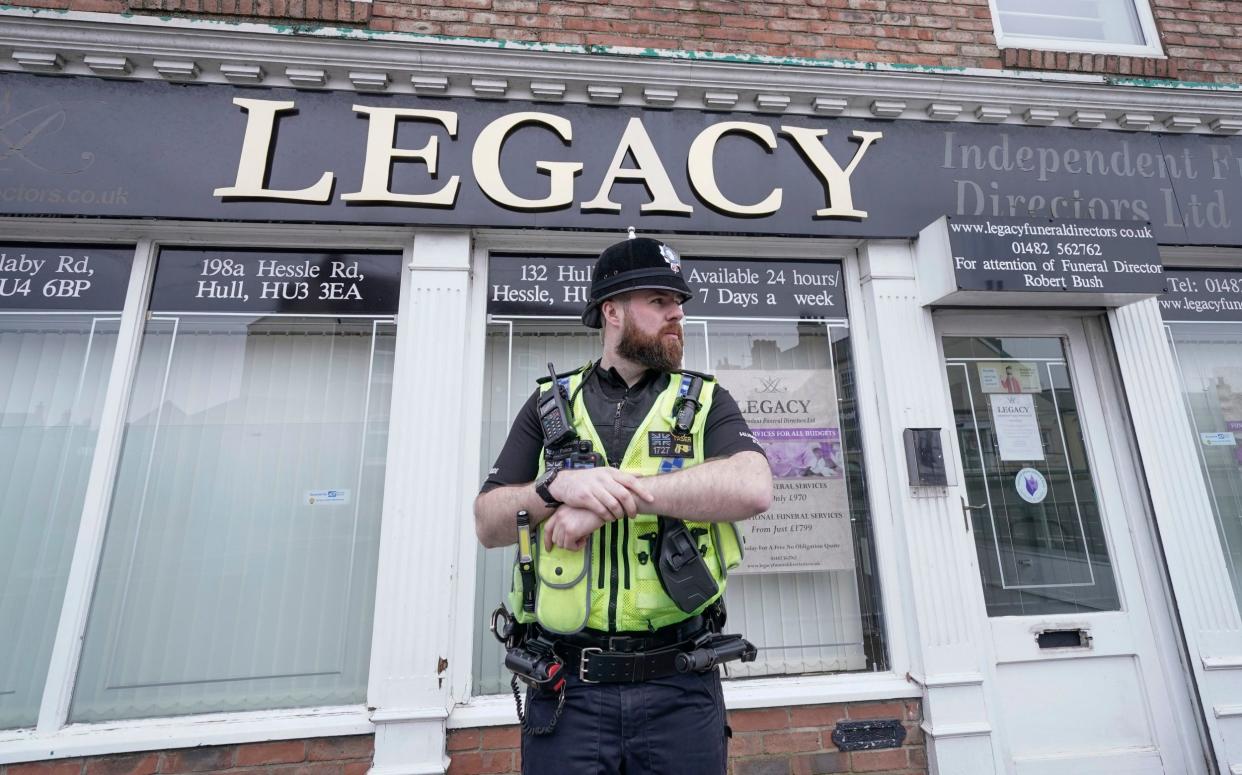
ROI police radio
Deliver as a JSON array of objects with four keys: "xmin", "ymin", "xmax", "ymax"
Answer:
[
  {"xmin": 537, "ymin": 362, "xmax": 578, "ymax": 449},
  {"xmin": 539, "ymin": 363, "xmax": 605, "ymax": 469}
]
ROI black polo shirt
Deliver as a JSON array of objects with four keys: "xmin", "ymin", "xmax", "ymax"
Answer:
[{"xmin": 480, "ymin": 363, "xmax": 766, "ymax": 492}]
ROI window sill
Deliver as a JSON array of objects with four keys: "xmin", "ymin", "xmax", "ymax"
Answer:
[
  {"xmin": 124, "ymin": 0, "xmax": 371, "ymax": 25},
  {"xmin": 447, "ymin": 671, "xmax": 921, "ymax": 729},
  {"xmin": 997, "ymin": 37, "xmax": 1165, "ymax": 59},
  {"xmin": 1000, "ymin": 47, "xmax": 1177, "ymax": 80},
  {"xmin": 0, "ymin": 705, "xmax": 373, "ymax": 765}
]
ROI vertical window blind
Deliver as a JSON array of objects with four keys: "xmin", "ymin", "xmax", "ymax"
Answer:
[
  {"xmin": 70, "ymin": 317, "xmax": 395, "ymax": 722},
  {"xmin": 1168, "ymin": 323, "xmax": 1242, "ymax": 617},
  {"xmin": 0, "ymin": 316, "xmax": 119, "ymax": 729}
]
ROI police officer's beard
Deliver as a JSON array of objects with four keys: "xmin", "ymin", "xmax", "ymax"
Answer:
[{"xmin": 617, "ymin": 318, "xmax": 683, "ymax": 373}]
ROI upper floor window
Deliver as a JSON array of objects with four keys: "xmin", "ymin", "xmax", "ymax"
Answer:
[{"xmin": 990, "ymin": 0, "xmax": 1163, "ymax": 57}]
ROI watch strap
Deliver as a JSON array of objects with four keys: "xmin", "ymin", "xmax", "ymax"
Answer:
[{"xmin": 536, "ymin": 467, "xmax": 562, "ymax": 508}]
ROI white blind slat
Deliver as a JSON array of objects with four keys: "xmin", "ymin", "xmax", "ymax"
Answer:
[{"xmin": 0, "ymin": 318, "xmax": 119, "ymax": 730}]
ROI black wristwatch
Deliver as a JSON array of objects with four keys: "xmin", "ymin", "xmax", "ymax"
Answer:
[{"xmin": 535, "ymin": 466, "xmax": 562, "ymax": 508}]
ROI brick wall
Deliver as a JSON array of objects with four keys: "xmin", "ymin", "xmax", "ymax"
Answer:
[
  {"xmin": 0, "ymin": 737, "xmax": 374, "ymax": 775},
  {"xmin": 0, "ymin": 701, "xmax": 920, "ymax": 775},
  {"xmin": 1152, "ymin": 0, "xmax": 1242, "ymax": 82},
  {"xmin": 12, "ymin": 0, "xmax": 1242, "ymax": 85},
  {"xmin": 446, "ymin": 699, "xmax": 926, "ymax": 775}
]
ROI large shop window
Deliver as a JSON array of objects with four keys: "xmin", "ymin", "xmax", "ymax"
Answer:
[
  {"xmin": 62, "ymin": 247, "xmax": 401, "ymax": 723},
  {"xmin": 1, "ymin": 245, "xmax": 131, "ymax": 730},
  {"xmin": 1164, "ymin": 268, "xmax": 1242, "ymax": 616},
  {"xmin": 472, "ymin": 253, "xmax": 887, "ymax": 695}
]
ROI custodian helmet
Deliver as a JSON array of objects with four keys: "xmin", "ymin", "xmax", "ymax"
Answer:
[{"xmin": 581, "ymin": 237, "xmax": 693, "ymax": 329}]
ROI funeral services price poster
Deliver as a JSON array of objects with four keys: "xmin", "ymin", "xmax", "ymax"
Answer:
[{"xmin": 724, "ymin": 369, "xmax": 855, "ymax": 575}]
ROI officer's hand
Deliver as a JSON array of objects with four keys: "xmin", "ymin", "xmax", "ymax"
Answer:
[
  {"xmin": 544, "ymin": 505, "xmax": 606, "ymax": 551},
  {"xmin": 549, "ymin": 467, "xmax": 654, "ymax": 522}
]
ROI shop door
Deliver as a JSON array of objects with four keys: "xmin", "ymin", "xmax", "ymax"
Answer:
[{"xmin": 936, "ymin": 313, "xmax": 1200, "ymax": 775}]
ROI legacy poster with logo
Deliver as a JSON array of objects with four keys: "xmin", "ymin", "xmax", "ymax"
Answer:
[
  {"xmin": 724, "ymin": 369, "xmax": 854, "ymax": 575},
  {"xmin": 989, "ymin": 393, "xmax": 1045, "ymax": 462}
]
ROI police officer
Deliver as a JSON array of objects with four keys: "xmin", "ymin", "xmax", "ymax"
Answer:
[{"xmin": 474, "ymin": 236, "xmax": 773, "ymax": 775}]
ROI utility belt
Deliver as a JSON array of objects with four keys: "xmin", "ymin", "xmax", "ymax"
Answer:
[
  {"xmin": 493, "ymin": 604, "xmax": 756, "ymax": 686},
  {"xmin": 546, "ymin": 616, "xmax": 707, "ymax": 684},
  {"xmin": 556, "ymin": 631, "xmax": 757, "ymax": 684},
  {"xmin": 555, "ymin": 616, "xmax": 708, "ymax": 654}
]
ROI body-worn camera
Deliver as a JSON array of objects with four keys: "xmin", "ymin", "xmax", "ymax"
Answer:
[{"xmin": 546, "ymin": 438, "xmax": 604, "ymax": 470}]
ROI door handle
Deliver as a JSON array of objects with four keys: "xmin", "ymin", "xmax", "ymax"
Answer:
[{"xmin": 960, "ymin": 497, "xmax": 986, "ymax": 531}]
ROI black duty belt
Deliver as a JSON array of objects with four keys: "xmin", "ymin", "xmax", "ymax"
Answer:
[
  {"xmin": 534, "ymin": 616, "xmax": 709, "ymax": 684},
  {"xmin": 549, "ymin": 615, "xmax": 706, "ymax": 652},
  {"xmin": 558, "ymin": 641, "xmax": 693, "ymax": 683}
]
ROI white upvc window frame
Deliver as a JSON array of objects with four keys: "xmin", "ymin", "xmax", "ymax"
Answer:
[
  {"xmin": 1, "ymin": 221, "xmax": 924, "ymax": 765},
  {"xmin": 0, "ymin": 219, "xmax": 417, "ymax": 765},
  {"xmin": 988, "ymin": 0, "xmax": 1166, "ymax": 58},
  {"xmin": 446, "ymin": 229, "xmax": 920, "ymax": 729}
]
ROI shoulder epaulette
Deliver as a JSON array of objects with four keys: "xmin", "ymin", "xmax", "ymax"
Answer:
[{"xmin": 536, "ymin": 361, "xmax": 593, "ymax": 385}]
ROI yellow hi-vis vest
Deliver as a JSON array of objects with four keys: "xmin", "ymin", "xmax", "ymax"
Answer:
[{"xmin": 509, "ymin": 367, "xmax": 745, "ymax": 634}]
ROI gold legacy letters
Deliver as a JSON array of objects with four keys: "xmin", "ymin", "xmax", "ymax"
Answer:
[{"xmin": 213, "ymin": 98, "xmax": 882, "ymax": 221}]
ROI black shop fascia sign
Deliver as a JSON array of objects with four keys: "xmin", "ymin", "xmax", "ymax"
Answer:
[
  {"xmin": 918, "ymin": 215, "xmax": 1165, "ymax": 308},
  {"xmin": 8, "ymin": 73, "xmax": 1242, "ymax": 247},
  {"xmin": 486, "ymin": 254, "xmax": 843, "ymax": 320},
  {"xmin": 149, "ymin": 248, "xmax": 402, "ymax": 316}
]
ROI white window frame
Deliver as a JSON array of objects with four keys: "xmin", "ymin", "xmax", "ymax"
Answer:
[
  {"xmin": 0, "ymin": 219, "xmax": 418, "ymax": 764},
  {"xmin": 0, "ymin": 222, "xmax": 923, "ymax": 763},
  {"xmin": 988, "ymin": 0, "xmax": 1165, "ymax": 58},
  {"xmin": 447, "ymin": 229, "xmax": 919, "ymax": 730}
]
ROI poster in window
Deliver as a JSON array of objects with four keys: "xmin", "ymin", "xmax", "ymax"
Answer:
[
  {"xmin": 1215, "ymin": 368, "xmax": 1242, "ymax": 467},
  {"xmin": 978, "ymin": 361, "xmax": 1041, "ymax": 394},
  {"xmin": 989, "ymin": 393, "xmax": 1045, "ymax": 462},
  {"xmin": 724, "ymin": 369, "xmax": 854, "ymax": 575}
]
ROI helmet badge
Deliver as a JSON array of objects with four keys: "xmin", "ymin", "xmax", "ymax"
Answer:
[{"xmin": 658, "ymin": 243, "xmax": 682, "ymax": 274}]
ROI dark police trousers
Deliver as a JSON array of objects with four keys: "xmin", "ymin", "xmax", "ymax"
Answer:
[{"xmin": 521, "ymin": 668, "xmax": 728, "ymax": 775}]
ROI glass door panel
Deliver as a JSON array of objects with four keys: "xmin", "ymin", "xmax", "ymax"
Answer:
[{"xmin": 943, "ymin": 336, "xmax": 1120, "ymax": 617}]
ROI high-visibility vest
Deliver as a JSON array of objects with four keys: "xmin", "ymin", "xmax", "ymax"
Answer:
[{"xmin": 509, "ymin": 367, "xmax": 744, "ymax": 634}]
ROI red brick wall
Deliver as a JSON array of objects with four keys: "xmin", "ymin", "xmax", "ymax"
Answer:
[
  {"xmin": 0, "ymin": 737, "xmax": 374, "ymax": 775},
  {"xmin": 1153, "ymin": 0, "xmax": 1242, "ymax": 82},
  {"xmin": 0, "ymin": 702, "xmax": 921, "ymax": 775},
  {"xmin": 446, "ymin": 699, "xmax": 926, "ymax": 775},
  {"xmin": 14, "ymin": 0, "xmax": 1242, "ymax": 85}
]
